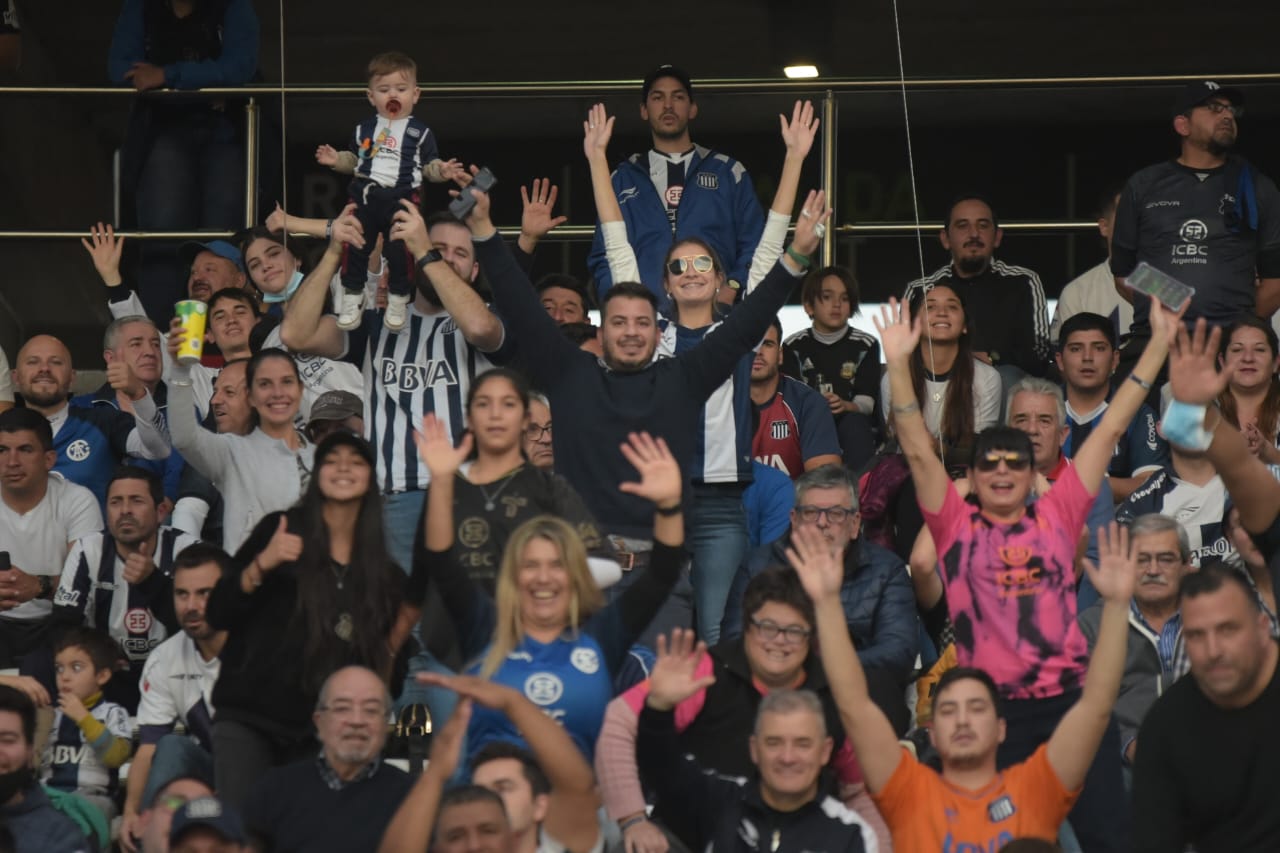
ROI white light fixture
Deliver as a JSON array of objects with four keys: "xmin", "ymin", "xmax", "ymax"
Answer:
[{"xmin": 783, "ymin": 64, "xmax": 819, "ymax": 79}]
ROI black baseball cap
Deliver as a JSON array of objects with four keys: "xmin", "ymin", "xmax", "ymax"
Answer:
[
  {"xmin": 169, "ymin": 797, "xmax": 246, "ymax": 845},
  {"xmin": 641, "ymin": 65, "xmax": 694, "ymax": 103},
  {"xmin": 1171, "ymin": 81, "xmax": 1244, "ymax": 118}
]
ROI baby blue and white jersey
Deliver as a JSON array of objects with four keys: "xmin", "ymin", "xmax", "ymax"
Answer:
[
  {"xmin": 466, "ymin": 632, "xmax": 613, "ymax": 762},
  {"xmin": 657, "ymin": 318, "xmax": 753, "ymax": 484},
  {"xmin": 1117, "ymin": 466, "xmax": 1232, "ymax": 565},
  {"xmin": 137, "ymin": 632, "xmax": 220, "ymax": 751},
  {"xmin": 53, "ymin": 527, "xmax": 196, "ymax": 663},
  {"xmin": 351, "ymin": 115, "xmax": 437, "ymax": 189},
  {"xmin": 343, "ymin": 306, "xmax": 499, "ymax": 494},
  {"xmin": 41, "ymin": 699, "xmax": 131, "ymax": 799}
]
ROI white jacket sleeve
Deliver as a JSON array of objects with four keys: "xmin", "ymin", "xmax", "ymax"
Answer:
[
  {"xmin": 746, "ymin": 210, "xmax": 792, "ymax": 294},
  {"xmin": 168, "ymin": 365, "xmax": 235, "ymax": 484},
  {"xmin": 125, "ymin": 391, "xmax": 171, "ymax": 460},
  {"xmin": 601, "ymin": 221, "xmax": 641, "ymax": 284}
]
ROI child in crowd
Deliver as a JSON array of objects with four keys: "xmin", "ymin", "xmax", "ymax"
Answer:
[
  {"xmin": 783, "ymin": 265, "xmax": 882, "ymax": 468},
  {"xmin": 316, "ymin": 50, "xmax": 467, "ymax": 332},
  {"xmin": 41, "ymin": 627, "xmax": 133, "ymax": 821}
]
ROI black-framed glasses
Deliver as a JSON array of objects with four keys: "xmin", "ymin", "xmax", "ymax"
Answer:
[
  {"xmin": 666, "ymin": 254, "xmax": 715, "ymax": 276},
  {"xmin": 1200, "ymin": 101, "xmax": 1243, "ymax": 119},
  {"xmin": 1136, "ymin": 553, "xmax": 1182, "ymax": 568},
  {"xmin": 524, "ymin": 422, "xmax": 552, "ymax": 441},
  {"xmin": 974, "ymin": 451, "xmax": 1031, "ymax": 472},
  {"xmin": 794, "ymin": 504, "xmax": 856, "ymax": 524},
  {"xmin": 749, "ymin": 618, "xmax": 812, "ymax": 644}
]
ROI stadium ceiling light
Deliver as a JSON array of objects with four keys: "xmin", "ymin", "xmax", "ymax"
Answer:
[{"xmin": 783, "ymin": 64, "xmax": 820, "ymax": 79}]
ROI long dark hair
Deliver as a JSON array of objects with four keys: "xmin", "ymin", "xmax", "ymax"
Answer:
[
  {"xmin": 288, "ymin": 432, "xmax": 400, "ymax": 694},
  {"xmin": 908, "ymin": 284, "xmax": 976, "ymax": 453},
  {"xmin": 464, "ymin": 367, "xmax": 532, "ymax": 462},
  {"xmin": 1218, "ymin": 314, "xmax": 1280, "ymax": 441},
  {"xmin": 244, "ymin": 348, "xmax": 301, "ymax": 430}
]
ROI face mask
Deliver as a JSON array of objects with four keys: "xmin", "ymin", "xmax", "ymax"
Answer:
[
  {"xmin": 0, "ymin": 765, "xmax": 33, "ymax": 803},
  {"xmin": 262, "ymin": 270, "xmax": 305, "ymax": 304}
]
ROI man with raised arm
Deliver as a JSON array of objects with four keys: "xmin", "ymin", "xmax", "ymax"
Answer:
[
  {"xmin": 378, "ymin": 673, "xmax": 600, "ymax": 853},
  {"xmin": 788, "ymin": 519, "xmax": 1134, "ymax": 850},
  {"xmin": 872, "ymin": 295, "xmax": 1183, "ymax": 851}
]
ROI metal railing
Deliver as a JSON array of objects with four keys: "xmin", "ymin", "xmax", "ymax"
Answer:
[{"xmin": 3, "ymin": 70, "xmax": 1278, "ymax": 267}]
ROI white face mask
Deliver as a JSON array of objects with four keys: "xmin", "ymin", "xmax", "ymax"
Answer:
[{"xmin": 262, "ymin": 270, "xmax": 305, "ymax": 304}]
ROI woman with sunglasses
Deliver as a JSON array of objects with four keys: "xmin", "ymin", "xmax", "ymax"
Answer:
[
  {"xmin": 584, "ymin": 99, "xmax": 821, "ymax": 643},
  {"xmin": 874, "ymin": 296, "xmax": 1184, "ymax": 852}
]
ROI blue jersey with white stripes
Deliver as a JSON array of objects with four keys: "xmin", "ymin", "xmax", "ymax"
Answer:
[{"xmin": 351, "ymin": 115, "xmax": 437, "ymax": 190}]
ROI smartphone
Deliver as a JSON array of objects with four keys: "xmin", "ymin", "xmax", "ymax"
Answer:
[
  {"xmin": 0, "ymin": 552, "xmax": 9, "ymax": 572},
  {"xmin": 1125, "ymin": 262, "xmax": 1195, "ymax": 312},
  {"xmin": 448, "ymin": 167, "xmax": 498, "ymax": 220}
]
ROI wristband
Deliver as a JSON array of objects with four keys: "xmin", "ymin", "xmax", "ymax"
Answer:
[
  {"xmin": 619, "ymin": 815, "xmax": 648, "ymax": 831},
  {"xmin": 38, "ymin": 575, "xmax": 54, "ymax": 600},
  {"xmin": 1128, "ymin": 374, "xmax": 1153, "ymax": 392},
  {"xmin": 417, "ymin": 249, "xmax": 444, "ymax": 271},
  {"xmin": 784, "ymin": 245, "xmax": 811, "ymax": 269},
  {"xmin": 654, "ymin": 502, "xmax": 683, "ymax": 517},
  {"xmin": 1159, "ymin": 400, "xmax": 1217, "ymax": 451},
  {"xmin": 325, "ymin": 219, "xmax": 334, "ymax": 241}
]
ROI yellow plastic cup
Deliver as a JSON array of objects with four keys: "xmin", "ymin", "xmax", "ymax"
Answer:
[{"xmin": 174, "ymin": 300, "xmax": 207, "ymax": 364}]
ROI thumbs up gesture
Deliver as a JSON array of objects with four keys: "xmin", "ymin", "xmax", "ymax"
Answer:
[
  {"xmin": 123, "ymin": 538, "xmax": 156, "ymax": 585},
  {"xmin": 257, "ymin": 516, "xmax": 304, "ymax": 572},
  {"xmin": 107, "ymin": 359, "xmax": 146, "ymax": 402}
]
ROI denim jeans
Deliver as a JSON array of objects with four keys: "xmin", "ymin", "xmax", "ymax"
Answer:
[
  {"xmin": 383, "ymin": 488, "xmax": 459, "ymax": 725},
  {"xmin": 687, "ymin": 483, "xmax": 749, "ymax": 644},
  {"xmin": 134, "ymin": 111, "xmax": 245, "ymax": 321},
  {"xmin": 141, "ymin": 734, "xmax": 214, "ymax": 808}
]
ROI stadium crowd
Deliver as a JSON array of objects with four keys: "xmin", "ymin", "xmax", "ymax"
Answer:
[{"xmin": 1, "ymin": 7, "xmax": 1280, "ymax": 852}]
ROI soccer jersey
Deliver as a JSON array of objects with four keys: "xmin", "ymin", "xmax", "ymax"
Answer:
[
  {"xmin": 46, "ymin": 403, "xmax": 162, "ymax": 507},
  {"xmin": 0, "ymin": 474, "xmax": 102, "ymax": 622},
  {"xmin": 343, "ymin": 306, "xmax": 498, "ymax": 494},
  {"xmin": 751, "ymin": 376, "xmax": 841, "ymax": 479},
  {"xmin": 466, "ymin": 632, "xmax": 614, "ymax": 762},
  {"xmin": 42, "ymin": 697, "xmax": 131, "ymax": 799},
  {"xmin": 137, "ymin": 632, "xmax": 220, "ymax": 751},
  {"xmin": 350, "ymin": 115, "xmax": 437, "ymax": 190},
  {"xmin": 53, "ymin": 527, "xmax": 196, "ymax": 663},
  {"xmin": 1116, "ymin": 466, "xmax": 1231, "ymax": 565},
  {"xmin": 783, "ymin": 325, "xmax": 881, "ymax": 411},
  {"xmin": 1064, "ymin": 397, "xmax": 1168, "ymax": 478},
  {"xmin": 873, "ymin": 744, "xmax": 1077, "ymax": 851},
  {"xmin": 922, "ymin": 465, "xmax": 1094, "ymax": 700},
  {"xmin": 648, "ymin": 149, "xmax": 694, "ymax": 230}
]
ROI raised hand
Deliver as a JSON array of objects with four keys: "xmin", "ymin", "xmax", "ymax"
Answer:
[
  {"xmin": 265, "ymin": 203, "xmax": 287, "ymax": 234},
  {"xmin": 779, "ymin": 100, "xmax": 819, "ymax": 160},
  {"xmin": 414, "ymin": 413, "xmax": 472, "ymax": 479},
  {"xmin": 257, "ymin": 516, "xmax": 304, "ymax": 572},
  {"xmin": 122, "ymin": 539, "xmax": 156, "ymax": 585},
  {"xmin": 416, "ymin": 671, "xmax": 516, "ymax": 712},
  {"xmin": 437, "ymin": 158, "xmax": 472, "ymax": 187},
  {"xmin": 618, "ymin": 432, "xmax": 681, "ymax": 509},
  {"xmin": 645, "ymin": 628, "xmax": 715, "ymax": 712},
  {"xmin": 106, "ymin": 359, "xmax": 145, "ymax": 402},
  {"xmin": 1147, "ymin": 297, "xmax": 1190, "ymax": 349},
  {"xmin": 390, "ymin": 199, "xmax": 431, "ymax": 256},
  {"xmin": 315, "ymin": 144, "xmax": 339, "ymax": 167},
  {"xmin": 449, "ymin": 165, "xmax": 493, "ymax": 232},
  {"xmin": 1081, "ymin": 522, "xmax": 1137, "ymax": 606},
  {"xmin": 520, "ymin": 178, "xmax": 568, "ymax": 241},
  {"xmin": 81, "ymin": 222, "xmax": 125, "ymax": 286},
  {"xmin": 873, "ymin": 297, "xmax": 923, "ymax": 364},
  {"xmin": 1168, "ymin": 318, "xmax": 1231, "ymax": 406},
  {"xmin": 785, "ymin": 522, "xmax": 845, "ymax": 602},
  {"xmin": 426, "ymin": 697, "xmax": 472, "ymax": 781},
  {"xmin": 583, "ymin": 103, "xmax": 615, "ymax": 162},
  {"xmin": 330, "ymin": 202, "xmax": 366, "ymax": 250},
  {"xmin": 790, "ymin": 189, "xmax": 832, "ymax": 257},
  {"xmin": 166, "ymin": 316, "xmax": 187, "ymax": 361}
]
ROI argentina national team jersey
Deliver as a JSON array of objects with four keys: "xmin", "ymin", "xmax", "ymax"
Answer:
[
  {"xmin": 1117, "ymin": 466, "xmax": 1232, "ymax": 564},
  {"xmin": 658, "ymin": 319, "xmax": 753, "ymax": 484},
  {"xmin": 345, "ymin": 306, "xmax": 496, "ymax": 494}
]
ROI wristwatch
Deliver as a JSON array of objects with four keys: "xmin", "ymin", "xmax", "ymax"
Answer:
[
  {"xmin": 38, "ymin": 575, "xmax": 54, "ymax": 600},
  {"xmin": 416, "ymin": 249, "xmax": 444, "ymax": 271}
]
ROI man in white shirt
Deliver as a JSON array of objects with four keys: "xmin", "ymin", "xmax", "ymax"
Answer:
[
  {"xmin": 0, "ymin": 409, "xmax": 102, "ymax": 667},
  {"xmin": 1051, "ymin": 187, "xmax": 1133, "ymax": 344}
]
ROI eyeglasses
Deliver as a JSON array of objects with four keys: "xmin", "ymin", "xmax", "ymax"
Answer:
[
  {"xmin": 1136, "ymin": 553, "xmax": 1182, "ymax": 568},
  {"xmin": 666, "ymin": 254, "xmax": 715, "ymax": 276},
  {"xmin": 1200, "ymin": 101, "xmax": 1243, "ymax": 119},
  {"xmin": 974, "ymin": 451, "xmax": 1031, "ymax": 472},
  {"xmin": 524, "ymin": 422, "xmax": 552, "ymax": 441},
  {"xmin": 749, "ymin": 618, "xmax": 812, "ymax": 644},
  {"xmin": 794, "ymin": 504, "xmax": 856, "ymax": 524}
]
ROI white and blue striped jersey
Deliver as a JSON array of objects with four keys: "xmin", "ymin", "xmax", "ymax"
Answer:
[
  {"xmin": 657, "ymin": 319, "xmax": 753, "ymax": 484},
  {"xmin": 344, "ymin": 306, "xmax": 497, "ymax": 494},
  {"xmin": 41, "ymin": 698, "xmax": 131, "ymax": 799},
  {"xmin": 351, "ymin": 115, "xmax": 437, "ymax": 190},
  {"xmin": 1117, "ymin": 466, "xmax": 1233, "ymax": 565},
  {"xmin": 53, "ymin": 527, "xmax": 197, "ymax": 663}
]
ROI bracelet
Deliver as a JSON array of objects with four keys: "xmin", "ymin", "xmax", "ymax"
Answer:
[
  {"xmin": 654, "ymin": 502, "xmax": 682, "ymax": 517},
  {"xmin": 324, "ymin": 219, "xmax": 334, "ymax": 240},
  {"xmin": 619, "ymin": 815, "xmax": 648, "ymax": 831},
  {"xmin": 1128, "ymin": 374, "xmax": 1153, "ymax": 391},
  {"xmin": 891, "ymin": 401, "xmax": 921, "ymax": 416},
  {"xmin": 784, "ymin": 245, "xmax": 811, "ymax": 268}
]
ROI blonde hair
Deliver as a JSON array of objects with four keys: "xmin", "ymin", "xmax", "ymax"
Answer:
[
  {"xmin": 479, "ymin": 516, "xmax": 604, "ymax": 678},
  {"xmin": 367, "ymin": 51, "xmax": 417, "ymax": 82}
]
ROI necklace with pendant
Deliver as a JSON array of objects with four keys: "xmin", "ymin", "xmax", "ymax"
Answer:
[
  {"xmin": 477, "ymin": 471, "xmax": 518, "ymax": 512},
  {"xmin": 331, "ymin": 559, "xmax": 353, "ymax": 640}
]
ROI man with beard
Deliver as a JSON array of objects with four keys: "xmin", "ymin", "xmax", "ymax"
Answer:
[
  {"xmin": 170, "ymin": 359, "xmax": 251, "ymax": 544},
  {"xmin": 119, "ymin": 544, "xmax": 227, "ymax": 853},
  {"xmin": 587, "ymin": 65, "xmax": 765, "ymax": 307},
  {"xmin": 1111, "ymin": 82, "xmax": 1280, "ymax": 390},
  {"xmin": 903, "ymin": 194, "xmax": 1051, "ymax": 382},
  {"xmin": 0, "ymin": 684, "xmax": 93, "ymax": 853},
  {"xmin": 242, "ymin": 665, "xmax": 413, "ymax": 853},
  {"xmin": 51, "ymin": 467, "xmax": 199, "ymax": 687},
  {"xmin": 12, "ymin": 334, "xmax": 170, "ymax": 507},
  {"xmin": 750, "ymin": 319, "xmax": 842, "ymax": 480}
]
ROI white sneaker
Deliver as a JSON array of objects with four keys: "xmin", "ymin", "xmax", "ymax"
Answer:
[
  {"xmin": 336, "ymin": 291, "xmax": 365, "ymax": 330},
  {"xmin": 384, "ymin": 293, "xmax": 412, "ymax": 332}
]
